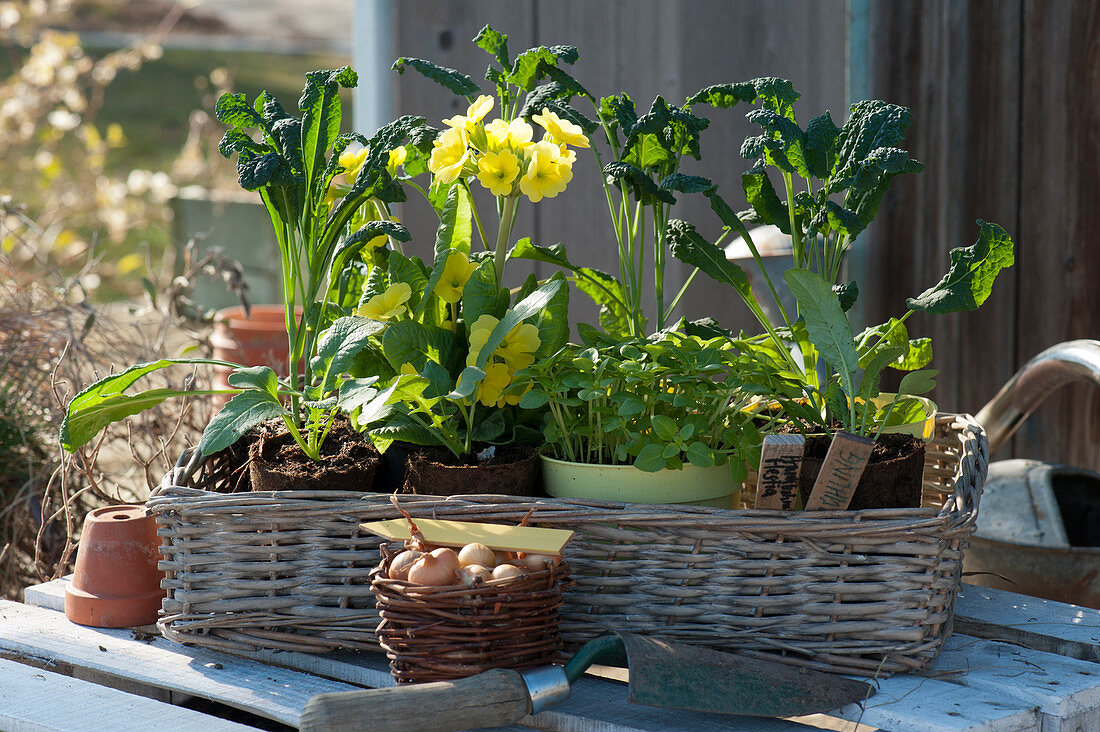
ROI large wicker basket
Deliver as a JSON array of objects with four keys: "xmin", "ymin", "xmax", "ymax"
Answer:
[{"xmin": 148, "ymin": 413, "xmax": 986, "ymax": 675}]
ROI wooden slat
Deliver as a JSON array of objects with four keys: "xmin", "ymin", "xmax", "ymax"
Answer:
[
  {"xmin": 1013, "ymin": 0, "xmax": 1100, "ymax": 470},
  {"xmin": 0, "ymin": 600, "xmax": 358, "ymax": 728},
  {"xmin": 929, "ymin": 634, "xmax": 1100, "ymax": 732},
  {"xmin": 0, "ymin": 657, "xmax": 256, "ymax": 732},
  {"xmin": 862, "ymin": 0, "xmax": 1021, "ymax": 416},
  {"xmin": 955, "ymin": 583, "xmax": 1100, "ymax": 662}
]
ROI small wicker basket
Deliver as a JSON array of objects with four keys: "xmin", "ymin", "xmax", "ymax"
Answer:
[
  {"xmin": 148, "ymin": 413, "xmax": 987, "ymax": 676},
  {"xmin": 372, "ymin": 546, "xmax": 571, "ymax": 683}
]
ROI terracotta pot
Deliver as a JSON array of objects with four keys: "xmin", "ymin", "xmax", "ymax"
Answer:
[
  {"xmin": 210, "ymin": 305, "xmax": 299, "ymax": 406},
  {"xmin": 402, "ymin": 445, "xmax": 541, "ymax": 496},
  {"xmin": 64, "ymin": 505, "xmax": 165, "ymax": 628}
]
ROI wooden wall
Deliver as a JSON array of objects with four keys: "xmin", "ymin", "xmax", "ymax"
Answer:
[
  {"xmin": 860, "ymin": 0, "xmax": 1100, "ymax": 469},
  {"xmin": 387, "ymin": 0, "xmax": 1100, "ymax": 469}
]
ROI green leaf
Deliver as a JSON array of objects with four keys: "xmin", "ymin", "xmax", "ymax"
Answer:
[
  {"xmin": 198, "ymin": 390, "xmax": 288, "ymax": 456},
  {"xmin": 473, "ymin": 24, "xmax": 510, "ymax": 68},
  {"xmin": 434, "ymin": 184, "xmax": 473, "ymax": 256},
  {"xmin": 856, "ymin": 318, "xmax": 908, "ymax": 369},
  {"xmin": 685, "ymin": 441, "xmax": 715, "ymax": 467},
  {"xmin": 387, "ymin": 251, "xmax": 429, "ymax": 313},
  {"xmin": 802, "ymin": 112, "xmax": 840, "ymax": 179},
  {"xmin": 741, "ymin": 167, "xmax": 791, "ymax": 235},
  {"xmin": 236, "ymin": 152, "xmax": 295, "ymax": 191},
  {"xmin": 604, "ymin": 161, "xmax": 674, "ymax": 205},
  {"xmin": 684, "ymin": 318, "xmax": 732, "ymax": 340},
  {"xmin": 471, "ymin": 410, "xmax": 506, "ymax": 442},
  {"xmin": 508, "ymin": 45, "xmax": 578, "ymax": 91},
  {"xmin": 784, "ymin": 269, "xmax": 858, "ymax": 401},
  {"xmin": 519, "ymin": 389, "xmax": 549, "ymax": 409},
  {"xmin": 449, "ymin": 366, "xmax": 486, "ymax": 400},
  {"xmin": 617, "ymin": 395, "xmax": 646, "ymax": 416},
  {"xmin": 461, "ymin": 259, "xmax": 505, "ymax": 324},
  {"xmin": 895, "ymin": 338, "xmax": 933, "ymax": 370},
  {"xmin": 214, "ymin": 92, "xmax": 264, "ymax": 128},
  {"xmin": 665, "ymin": 219, "xmax": 753, "ymax": 303},
  {"xmin": 533, "ymin": 272, "xmax": 570, "ymax": 359},
  {"xmin": 907, "ymin": 220, "xmax": 1014, "ymax": 314},
  {"xmin": 299, "ymin": 66, "xmax": 358, "ymax": 195},
  {"xmin": 750, "ymin": 77, "xmax": 800, "ymax": 120},
  {"xmin": 634, "ymin": 443, "xmax": 666, "ymax": 472},
  {"xmin": 60, "ymin": 358, "xmax": 234, "ymax": 452},
  {"xmin": 392, "ymin": 57, "xmax": 480, "ymax": 98},
  {"xmin": 474, "ymin": 280, "xmax": 563, "ymax": 370},
  {"xmin": 685, "ymin": 81, "xmax": 757, "ymax": 109},
  {"xmin": 598, "ymin": 93, "xmax": 638, "ymax": 143},
  {"xmin": 381, "ymin": 321, "xmax": 458, "ymax": 373},
  {"xmin": 651, "ymin": 414, "xmax": 677, "ymax": 442},
  {"xmin": 833, "ymin": 281, "xmax": 859, "ymax": 312},
  {"xmin": 659, "ymin": 173, "xmax": 714, "ymax": 196},
  {"xmin": 226, "ymin": 366, "xmax": 280, "ymax": 396},
  {"xmin": 897, "ymin": 369, "xmax": 938, "ymax": 396},
  {"xmin": 336, "ymin": 376, "xmax": 380, "ymax": 413},
  {"xmin": 330, "ymin": 220, "xmax": 411, "ymax": 277},
  {"xmin": 311, "ymin": 316, "xmax": 386, "ymax": 393}
]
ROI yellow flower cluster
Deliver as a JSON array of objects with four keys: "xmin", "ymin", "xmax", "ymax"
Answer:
[
  {"xmin": 428, "ymin": 95, "xmax": 589, "ymax": 203},
  {"xmin": 356, "ymin": 282, "xmax": 411, "ymax": 321},
  {"xmin": 465, "ymin": 314, "xmax": 540, "ymax": 407}
]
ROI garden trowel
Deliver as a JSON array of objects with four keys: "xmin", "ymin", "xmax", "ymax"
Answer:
[{"xmin": 299, "ymin": 632, "xmax": 875, "ymax": 731}]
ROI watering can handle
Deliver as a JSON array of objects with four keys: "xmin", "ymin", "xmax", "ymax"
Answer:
[
  {"xmin": 976, "ymin": 339, "xmax": 1100, "ymax": 453},
  {"xmin": 299, "ymin": 667, "xmax": 533, "ymax": 732}
]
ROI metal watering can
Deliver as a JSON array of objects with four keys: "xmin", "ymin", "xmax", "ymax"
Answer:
[{"xmin": 967, "ymin": 339, "xmax": 1100, "ymax": 607}]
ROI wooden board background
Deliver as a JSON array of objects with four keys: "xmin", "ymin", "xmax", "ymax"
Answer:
[{"xmin": 385, "ymin": 0, "xmax": 1100, "ymax": 469}]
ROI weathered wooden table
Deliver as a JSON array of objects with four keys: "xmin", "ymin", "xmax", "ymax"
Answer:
[{"xmin": 2, "ymin": 579, "xmax": 1098, "ymax": 731}]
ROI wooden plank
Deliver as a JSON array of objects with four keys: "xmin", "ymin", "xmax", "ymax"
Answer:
[
  {"xmin": 0, "ymin": 657, "xmax": 255, "ymax": 732},
  {"xmin": 929, "ymin": 634, "xmax": 1100, "ymax": 732},
  {"xmin": 1013, "ymin": 0, "xmax": 1100, "ymax": 470},
  {"xmin": 0, "ymin": 600, "xmax": 358, "ymax": 728},
  {"xmin": 830, "ymin": 671, "xmax": 1040, "ymax": 732},
  {"xmin": 862, "ymin": 1, "xmax": 1021, "ymax": 418},
  {"xmin": 955, "ymin": 583, "xmax": 1100, "ymax": 662}
]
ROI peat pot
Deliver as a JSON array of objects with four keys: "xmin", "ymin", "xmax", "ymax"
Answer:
[
  {"xmin": 541, "ymin": 457, "xmax": 741, "ymax": 508},
  {"xmin": 402, "ymin": 445, "xmax": 541, "ymax": 496}
]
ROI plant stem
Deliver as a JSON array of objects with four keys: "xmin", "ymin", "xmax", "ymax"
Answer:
[
  {"xmin": 466, "ymin": 182, "xmax": 490, "ymax": 251},
  {"xmin": 493, "ymin": 195, "xmax": 518, "ymax": 285},
  {"xmin": 783, "ymin": 172, "xmax": 803, "ymax": 268}
]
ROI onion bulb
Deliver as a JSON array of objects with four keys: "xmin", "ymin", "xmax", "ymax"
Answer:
[
  {"xmin": 388, "ymin": 550, "xmax": 423, "ymax": 581},
  {"xmin": 514, "ymin": 553, "xmax": 561, "ymax": 571},
  {"xmin": 408, "ymin": 549, "xmax": 460, "ymax": 586},
  {"xmin": 458, "ymin": 542, "xmax": 497, "ymax": 568},
  {"xmin": 457, "ymin": 564, "xmax": 492, "ymax": 586},
  {"xmin": 492, "ymin": 563, "xmax": 525, "ymax": 582}
]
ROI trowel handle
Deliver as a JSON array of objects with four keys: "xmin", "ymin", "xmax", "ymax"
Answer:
[{"xmin": 299, "ymin": 667, "xmax": 532, "ymax": 732}]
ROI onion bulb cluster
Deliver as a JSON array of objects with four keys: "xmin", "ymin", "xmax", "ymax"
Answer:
[{"xmin": 387, "ymin": 541, "xmax": 560, "ymax": 588}]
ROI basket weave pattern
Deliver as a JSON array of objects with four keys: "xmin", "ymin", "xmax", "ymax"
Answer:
[
  {"xmin": 149, "ymin": 414, "xmax": 986, "ymax": 675},
  {"xmin": 372, "ymin": 549, "xmax": 571, "ymax": 683}
]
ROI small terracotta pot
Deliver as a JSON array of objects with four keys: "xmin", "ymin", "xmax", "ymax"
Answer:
[
  {"xmin": 210, "ymin": 305, "xmax": 300, "ymax": 407},
  {"xmin": 65, "ymin": 505, "xmax": 166, "ymax": 628}
]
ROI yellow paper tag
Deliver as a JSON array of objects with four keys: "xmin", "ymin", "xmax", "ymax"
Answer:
[{"xmin": 360, "ymin": 518, "xmax": 573, "ymax": 555}]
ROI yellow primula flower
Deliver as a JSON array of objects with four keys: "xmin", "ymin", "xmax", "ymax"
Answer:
[
  {"xmin": 476, "ymin": 149, "xmax": 521, "ymax": 196},
  {"xmin": 434, "ymin": 251, "xmax": 479, "ymax": 304},
  {"xmin": 466, "ymin": 315, "xmax": 540, "ymax": 371},
  {"xmin": 484, "ymin": 117, "xmax": 534, "ymax": 152},
  {"xmin": 475, "ymin": 362, "xmax": 513, "ymax": 407},
  {"xmin": 428, "ymin": 126, "xmax": 469, "ymax": 185},
  {"xmin": 339, "ymin": 147, "xmax": 369, "ymax": 181},
  {"xmin": 356, "ymin": 282, "xmax": 412, "ymax": 321},
  {"xmin": 519, "ymin": 141, "xmax": 569, "ymax": 203},
  {"xmin": 442, "ymin": 94, "xmax": 494, "ymax": 131},
  {"xmin": 386, "ymin": 146, "xmax": 407, "ymax": 176},
  {"xmin": 532, "ymin": 108, "xmax": 590, "ymax": 148},
  {"xmin": 497, "ymin": 322, "xmax": 540, "ymax": 371}
]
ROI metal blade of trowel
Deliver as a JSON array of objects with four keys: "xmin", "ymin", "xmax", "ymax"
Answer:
[{"xmin": 615, "ymin": 632, "xmax": 875, "ymax": 717}]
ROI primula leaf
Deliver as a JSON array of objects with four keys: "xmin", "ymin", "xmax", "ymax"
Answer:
[
  {"xmin": 60, "ymin": 358, "xmax": 233, "ymax": 452},
  {"xmin": 392, "ymin": 57, "xmax": 480, "ymax": 98},
  {"xmin": 435, "ymin": 184, "xmax": 473, "ymax": 256},
  {"xmin": 311, "ymin": 316, "xmax": 386, "ymax": 393},
  {"xmin": 461, "ymin": 260, "xmax": 506, "ymax": 324},
  {"xmin": 449, "ymin": 366, "xmax": 486, "ymax": 400},
  {"xmin": 474, "ymin": 280, "xmax": 563, "ymax": 370},
  {"xmin": 336, "ymin": 376, "xmax": 380, "ymax": 413},
  {"xmin": 533, "ymin": 272, "xmax": 570, "ymax": 359},
  {"xmin": 381, "ymin": 321, "xmax": 459, "ymax": 373},
  {"xmin": 419, "ymin": 246, "xmax": 455, "ymax": 318},
  {"xmin": 473, "ymin": 24, "xmax": 510, "ymax": 69},
  {"xmin": 198, "ymin": 390, "xmax": 288, "ymax": 456},
  {"xmin": 471, "ymin": 410, "xmax": 506, "ymax": 442},
  {"xmin": 785, "ymin": 269, "xmax": 858, "ymax": 401},
  {"xmin": 907, "ymin": 220, "xmax": 1014, "ymax": 314},
  {"xmin": 387, "ymin": 251, "xmax": 429, "ymax": 313}
]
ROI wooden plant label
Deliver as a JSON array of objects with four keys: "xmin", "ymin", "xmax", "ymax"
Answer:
[
  {"xmin": 804, "ymin": 432, "xmax": 876, "ymax": 511},
  {"xmin": 754, "ymin": 435, "xmax": 805, "ymax": 510}
]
